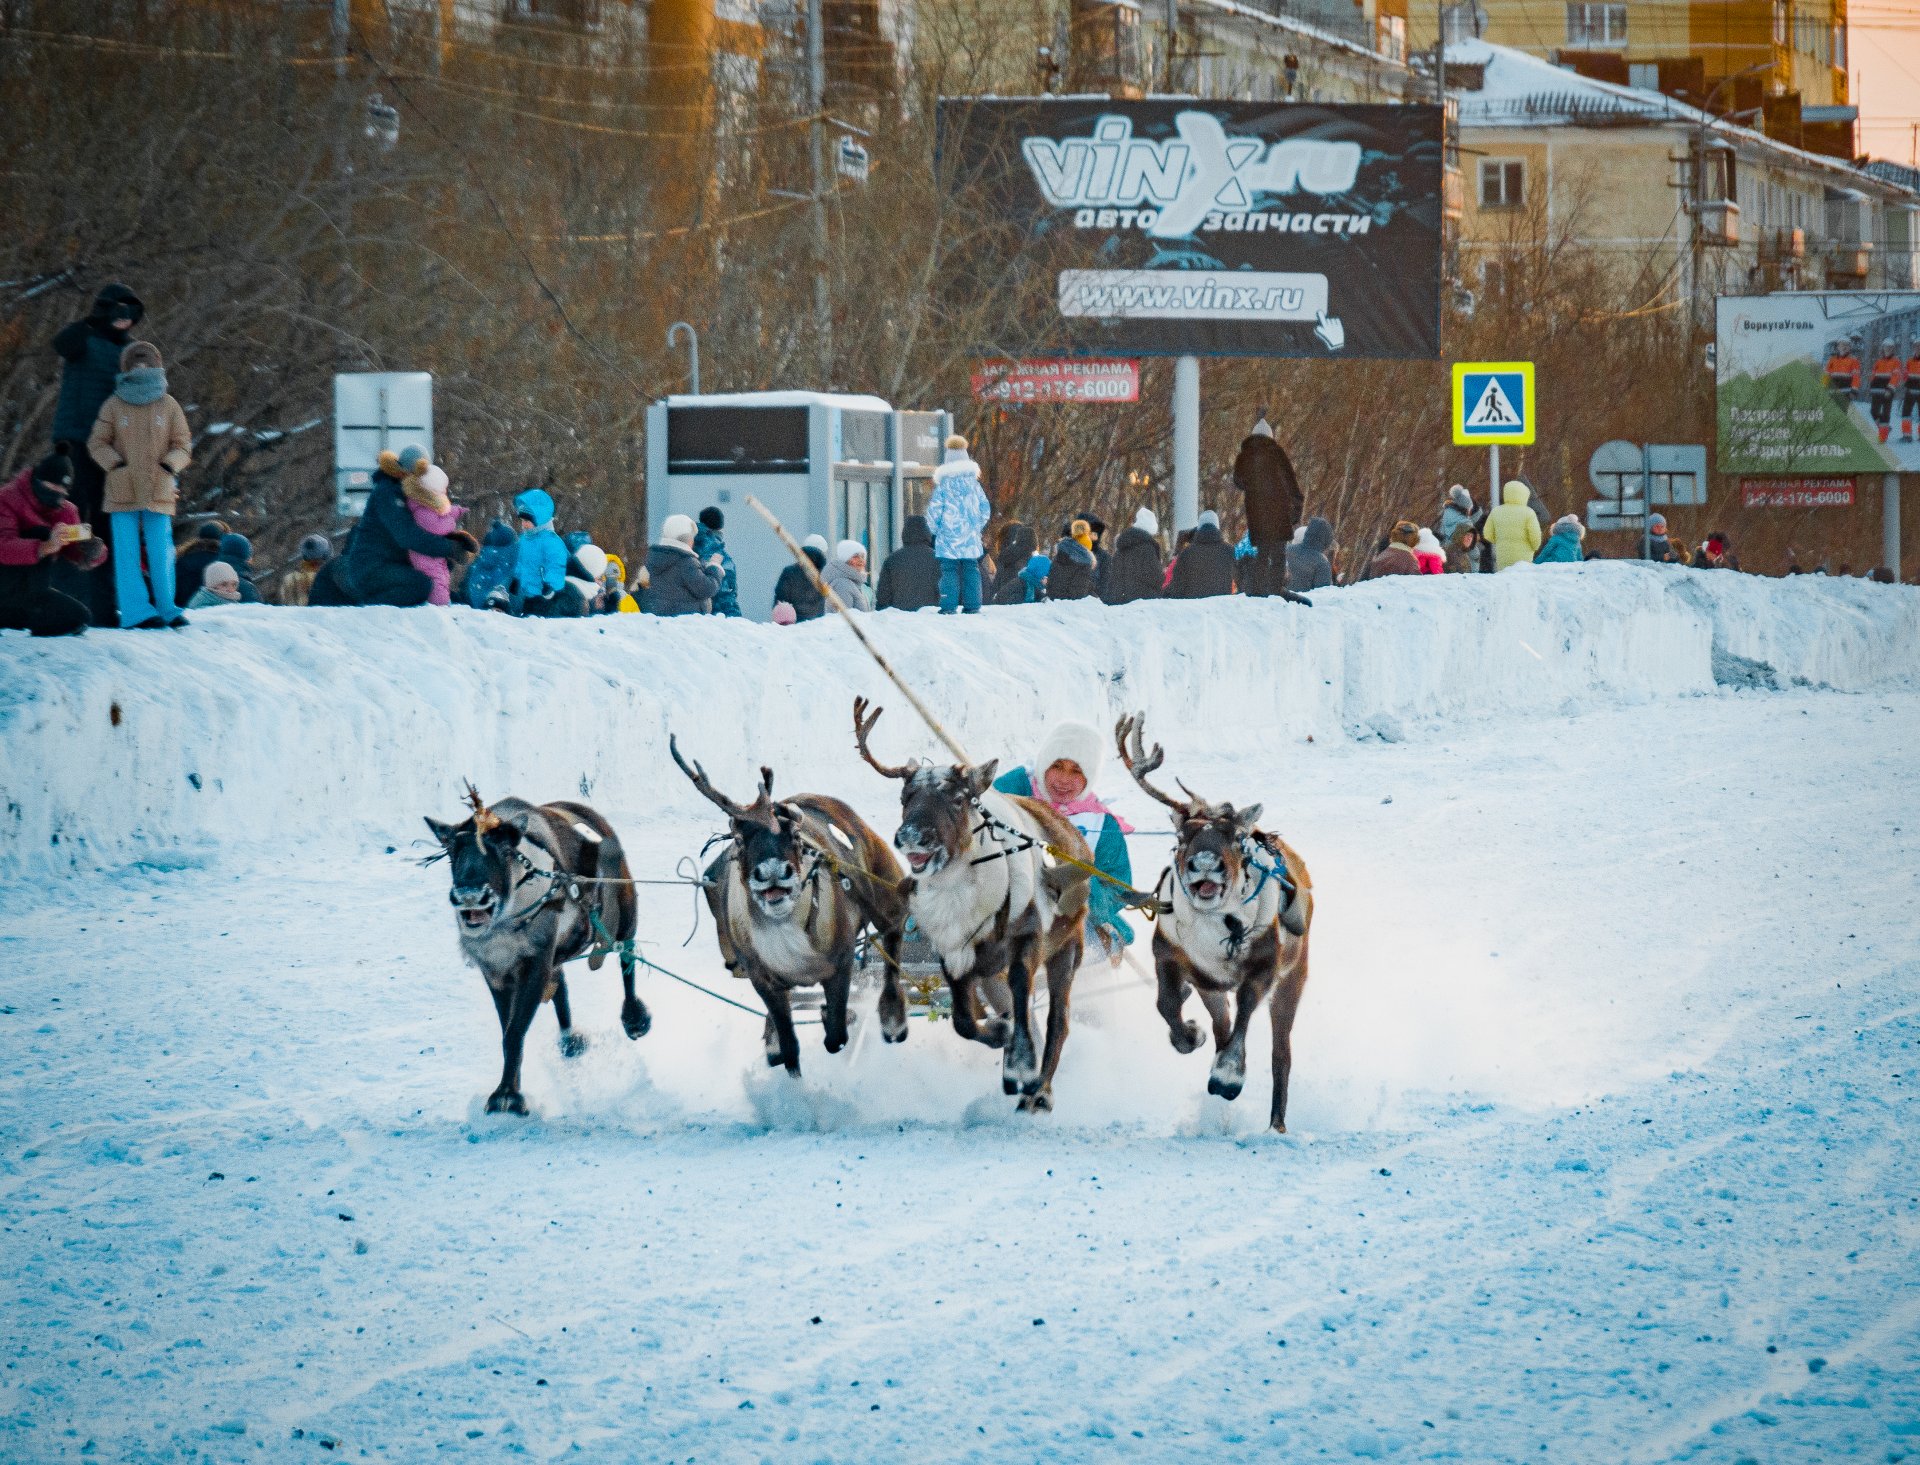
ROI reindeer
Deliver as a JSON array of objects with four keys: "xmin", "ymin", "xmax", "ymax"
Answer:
[
  {"xmin": 425, "ymin": 786, "xmax": 649, "ymax": 1116},
  {"xmin": 852, "ymin": 697, "xmax": 1092, "ymax": 1113},
  {"xmin": 1115, "ymin": 714, "xmax": 1315, "ymax": 1132},
  {"xmin": 671, "ymin": 736, "xmax": 910, "ymax": 1075}
]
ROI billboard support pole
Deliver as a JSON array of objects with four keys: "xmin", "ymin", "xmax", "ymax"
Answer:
[
  {"xmin": 1173, "ymin": 355, "xmax": 1200, "ymax": 532},
  {"xmin": 1886, "ymin": 473, "xmax": 1903, "ymax": 582}
]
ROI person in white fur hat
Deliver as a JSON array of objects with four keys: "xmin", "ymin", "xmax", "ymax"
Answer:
[
  {"xmin": 824, "ymin": 537, "xmax": 871, "ymax": 611},
  {"xmin": 643, "ymin": 512, "xmax": 724, "ymax": 616},
  {"xmin": 991, "ymin": 721, "xmax": 1138, "ymax": 961},
  {"xmin": 400, "ymin": 458, "xmax": 465, "ymax": 606}
]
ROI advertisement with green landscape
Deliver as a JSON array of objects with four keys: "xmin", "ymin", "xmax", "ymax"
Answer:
[{"xmin": 1716, "ymin": 293, "xmax": 1920, "ymax": 474}]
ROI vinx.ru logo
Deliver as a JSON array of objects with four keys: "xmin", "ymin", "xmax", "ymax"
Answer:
[{"xmin": 1020, "ymin": 113, "xmax": 1363, "ymax": 241}]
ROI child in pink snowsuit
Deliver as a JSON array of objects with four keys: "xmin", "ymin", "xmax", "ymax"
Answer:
[{"xmin": 404, "ymin": 463, "xmax": 464, "ymax": 605}]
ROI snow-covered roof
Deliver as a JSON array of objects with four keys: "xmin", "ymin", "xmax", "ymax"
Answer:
[
  {"xmin": 1448, "ymin": 39, "xmax": 1920, "ymax": 203},
  {"xmin": 663, "ymin": 390, "xmax": 894, "ymax": 413}
]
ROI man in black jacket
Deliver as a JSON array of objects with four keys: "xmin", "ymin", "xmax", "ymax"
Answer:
[
  {"xmin": 333, "ymin": 448, "xmax": 475, "ymax": 607},
  {"xmin": 1230, "ymin": 413, "xmax": 1309, "ymax": 603},
  {"xmin": 875, "ymin": 514, "xmax": 940, "ymax": 611},
  {"xmin": 52, "ymin": 282, "xmax": 144, "ymax": 623},
  {"xmin": 774, "ymin": 537, "xmax": 829, "ymax": 620},
  {"xmin": 1167, "ymin": 510, "xmax": 1237, "ymax": 598}
]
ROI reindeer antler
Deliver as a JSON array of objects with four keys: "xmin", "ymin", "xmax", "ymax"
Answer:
[
  {"xmin": 463, "ymin": 779, "xmax": 501, "ymax": 835},
  {"xmin": 1114, "ymin": 714, "xmax": 1191, "ymax": 813},
  {"xmin": 852, "ymin": 697, "xmax": 916, "ymax": 780},
  {"xmin": 669, "ymin": 734, "xmax": 769, "ymax": 821}
]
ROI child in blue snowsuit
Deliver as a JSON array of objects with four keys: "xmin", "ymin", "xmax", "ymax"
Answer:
[
  {"xmin": 510, "ymin": 488, "xmax": 575, "ymax": 616},
  {"xmin": 465, "ymin": 520, "xmax": 518, "ymax": 610},
  {"xmin": 992, "ymin": 721, "xmax": 1136, "ymax": 960}
]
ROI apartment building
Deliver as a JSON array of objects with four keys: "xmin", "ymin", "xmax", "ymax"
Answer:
[
  {"xmin": 1416, "ymin": 0, "xmax": 1856, "ymax": 158},
  {"xmin": 1453, "ymin": 38, "xmax": 1919, "ymax": 314}
]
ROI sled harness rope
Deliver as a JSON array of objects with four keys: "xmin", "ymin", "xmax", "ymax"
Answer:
[{"xmin": 967, "ymin": 802, "xmax": 1170, "ymax": 916}]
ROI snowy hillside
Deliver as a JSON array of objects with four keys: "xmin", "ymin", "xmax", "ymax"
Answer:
[
  {"xmin": 2, "ymin": 567, "xmax": 1918, "ymax": 1463},
  {"xmin": 2, "ymin": 563, "xmax": 1915, "ymax": 877}
]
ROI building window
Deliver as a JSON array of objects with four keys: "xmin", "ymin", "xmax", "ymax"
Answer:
[
  {"xmin": 1565, "ymin": 2, "xmax": 1626, "ymax": 46},
  {"xmin": 1832, "ymin": 23, "xmax": 1845, "ymax": 70},
  {"xmin": 1480, "ymin": 158, "xmax": 1525, "ymax": 209},
  {"xmin": 1629, "ymin": 62, "xmax": 1658, "ymax": 91},
  {"xmin": 1377, "ymin": 13, "xmax": 1406, "ymax": 61}
]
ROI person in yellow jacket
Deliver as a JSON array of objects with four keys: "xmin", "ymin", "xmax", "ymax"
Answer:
[
  {"xmin": 1482, "ymin": 479, "xmax": 1543, "ymax": 571},
  {"xmin": 602, "ymin": 553, "xmax": 640, "ymax": 613}
]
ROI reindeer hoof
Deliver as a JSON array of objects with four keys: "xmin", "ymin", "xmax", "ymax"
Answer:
[
  {"xmin": 1017, "ymin": 1090, "xmax": 1053, "ymax": 1114},
  {"xmin": 484, "ymin": 1090, "xmax": 528, "ymax": 1117},
  {"xmin": 765, "ymin": 1050, "xmax": 784, "ymax": 1068},
  {"xmin": 824, "ymin": 1034, "xmax": 848, "ymax": 1055},
  {"xmin": 979, "ymin": 1019, "xmax": 1011, "ymax": 1050},
  {"xmin": 560, "ymin": 1031, "xmax": 588, "ymax": 1059},
  {"xmin": 621, "ymin": 999, "xmax": 652, "ymax": 1040},
  {"xmin": 1270, "ymin": 1119, "xmax": 1288, "ymax": 1134},
  {"xmin": 1207, "ymin": 1073, "xmax": 1245, "ymax": 1101},
  {"xmin": 881, "ymin": 1019, "xmax": 909, "ymax": 1044},
  {"xmin": 1170, "ymin": 1021, "xmax": 1202, "ymax": 1054},
  {"xmin": 1002, "ymin": 1073, "xmax": 1020, "ymax": 1096}
]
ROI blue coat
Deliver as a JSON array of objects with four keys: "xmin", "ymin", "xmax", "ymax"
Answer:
[
  {"xmin": 1534, "ymin": 526, "xmax": 1583, "ymax": 564},
  {"xmin": 511, "ymin": 489, "xmax": 568, "ymax": 597},
  {"xmin": 992, "ymin": 767, "xmax": 1135, "ymax": 947},
  {"xmin": 925, "ymin": 457, "xmax": 991, "ymax": 561},
  {"xmin": 693, "ymin": 525, "xmax": 740, "ymax": 616},
  {"xmin": 466, "ymin": 520, "xmax": 518, "ymax": 607}
]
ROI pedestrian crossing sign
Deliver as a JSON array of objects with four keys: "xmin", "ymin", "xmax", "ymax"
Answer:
[{"xmin": 1452, "ymin": 361, "xmax": 1535, "ymax": 445}]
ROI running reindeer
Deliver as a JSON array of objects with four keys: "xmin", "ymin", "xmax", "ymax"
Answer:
[
  {"xmin": 852, "ymin": 697, "xmax": 1092, "ymax": 1113},
  {"xmin": 1115, "ymin": 714, "xmax": 1315, "ymax": 1132},
  {"xmin": 425, "ymin": 785, "xmax": 649, "ymax": 1116},
  {"xmin": 672, "ymin": 735, "xmax": 910, "ymax": 1075}
]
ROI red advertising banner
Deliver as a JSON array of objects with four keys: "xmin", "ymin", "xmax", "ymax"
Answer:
[
  {"xmin": 1740, "ymin": 477, "xmax": 1856, "ymax": 509},
  {"xmin": 971, "ymin": 358, "xmax": 1140, "ymax": 404}
]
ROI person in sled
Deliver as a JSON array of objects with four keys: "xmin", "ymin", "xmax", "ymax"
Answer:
[{"xmin": 992, "ymin": 722, "xmax": 1137, "ymax": 963}]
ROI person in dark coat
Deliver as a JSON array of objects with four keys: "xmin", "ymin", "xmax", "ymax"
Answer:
[
  {"xmin": 1230, "ymin": 413, "xmax": 1308, "ymax": 601},
  {"xmin": 1080, "ymin": 510, "xmax": 1112, "ymax": 594},
  {"xmin": 875, "ymin": 514, "xmax": 940, "ymax": 611},
  {"xmin": 0, "ymin": 455, "xmax": 109, "ymax": 636},
  {"xmin": 644, "ymin": 514, "xmax": 724, "ymax": 615},
  {"xmin": 988, "ymin": 521, "xmax": 1037, "ymax": 604},
  {"xmin": 1048, "ymin": 520, "xmax": 1099, "ymax": 601},
  {"xmin": 52, "ymin": 283, "xmax": 144, "ymax": 623},
  {"xmin": 1167, "ymin": 510, "xmax": 1237, "ymax": 598},
  {"xmin": 335, "ymin": 446, "xmax": 476, "ymax": 607},
  {"xmin": 1286, "ymin": 516, "xmax": 1335, "ymax": 593},
  {"xmin": 774, "ymin": 537, "xmax": 828, "ymax": 621},
  {"xmin": 173, "ymin": 520, "xmax": 227, "ymax": 610},
  {"xmin": 217, "ymin": 532, "xmax": 263, "ymax": 605},
  {"xmin": 1101, "ymin": 508, "xmax": 1165, "ymax": 605}
]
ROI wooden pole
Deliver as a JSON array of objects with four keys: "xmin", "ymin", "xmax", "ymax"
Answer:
[{"xmin": 745, "ymin": 494, "xmax": 973, "ymax": 766}]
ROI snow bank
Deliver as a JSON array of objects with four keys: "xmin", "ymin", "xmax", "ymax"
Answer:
[{"xmin": 1, "ymin": 564, "xmax": 1914, "ymax": 877}]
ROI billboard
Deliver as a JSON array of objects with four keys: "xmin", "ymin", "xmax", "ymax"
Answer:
[
  {"xmin": 1716, "ymin": 293, "xmax": 1920, "ymax": 474},
  {"xmin": 936, "ymin": 100, "xmax": 1444, "ymax": 359}
]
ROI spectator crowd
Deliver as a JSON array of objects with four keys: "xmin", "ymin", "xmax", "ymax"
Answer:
[{"xmin": 1, "ymin": 292, "xmax": 1902, "ymax": 640}]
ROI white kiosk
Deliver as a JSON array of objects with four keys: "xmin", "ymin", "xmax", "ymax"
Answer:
[{"xmin": 644, "ymin": 391, "xmax": 948, "ymax": 621}]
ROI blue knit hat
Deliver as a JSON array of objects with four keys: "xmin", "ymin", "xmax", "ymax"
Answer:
[{"xmin": 218, "ymin": 532, "xmax": 253, "ymax": 566}]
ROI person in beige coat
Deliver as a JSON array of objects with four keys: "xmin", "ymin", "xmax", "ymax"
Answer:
[{"xmin": 88, "ymin": 340, "xmax": 191, "ymax": 627}]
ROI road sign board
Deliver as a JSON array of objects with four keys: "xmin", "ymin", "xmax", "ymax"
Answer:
[{"xmin": 1452, "ymin": 361, "xmax": 1535, "ymax": 445}]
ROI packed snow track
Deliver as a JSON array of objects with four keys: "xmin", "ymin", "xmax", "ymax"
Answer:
[{"xmin": 1, "ymin": 565, "xmax": 1917, "ymax": 1462}]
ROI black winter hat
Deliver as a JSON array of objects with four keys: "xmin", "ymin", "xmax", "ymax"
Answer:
[
  {"xmin": 89, "ymin": 283, "xmax": 144, "ymax": 325},
  {"xmin": 699, "ymin": 506, "xmax": 725, "ymax": 531},
  {"xmin": 33, "ymin": 453, "xmax": 75, "ymax": 490},
  {"xmin": 194, "ymin": 520, "xmax": 226, "ymax": 544}
]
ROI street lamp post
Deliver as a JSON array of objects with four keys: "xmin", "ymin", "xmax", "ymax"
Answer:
[{"xmin": 667, "ymin": 322, "xmax": 701, "ymax": 396}]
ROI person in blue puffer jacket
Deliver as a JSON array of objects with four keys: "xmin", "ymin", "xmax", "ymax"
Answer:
[
  {"xmin": 693, "ymin": 507, "xmax": 741, "ymax": 617},
  {"xmin": 992, "ymin": 722, "xmax": 1137, "ymax": 961},
  {"xmin": 510, "ymin": 488, "xmax": 578, "ymax": 616},
  {"xmin": 1533, "ymin": 515, "xmax": 1585, "ymax": 565}
]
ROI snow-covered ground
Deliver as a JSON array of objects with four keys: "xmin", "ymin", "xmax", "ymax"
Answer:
[{"xmin": 2, "ymin": 566, "xmax": 1918, "ymax": 1462}]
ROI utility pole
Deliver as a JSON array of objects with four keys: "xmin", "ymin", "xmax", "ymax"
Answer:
[{"xmin": 806, "ymin": 0, "xmax": 831, "ymax": 378}]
